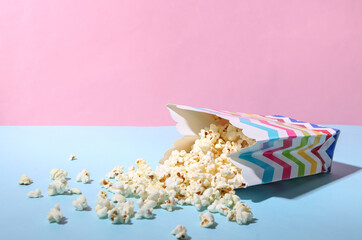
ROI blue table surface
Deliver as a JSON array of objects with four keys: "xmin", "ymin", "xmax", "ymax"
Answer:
[{"xmin": 0, "ymin": 125, "xmax": 361, "ymax": 240}]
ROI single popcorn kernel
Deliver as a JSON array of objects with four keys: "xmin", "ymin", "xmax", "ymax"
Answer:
[
  {"xmin": 97, "ymin": 190, "xmax": 108, "ymax": 199},
  {"xmin": 47, "ymin": 204, "xmax": 63, "ymax": 223},
  {"xmin": 76, "ymin": 169, "xmax": 91, "ymax": 184},
  {"xmin": 135, "ymin": 206, "xmax": 154, "ymax": 219},
  {"xmin": 27, "ymin": 189, "xmax": 42, "ymax": 198},
  {"xmin": 69, "ymin": 154, "xmax": 77, "ymax": 160},
  {"xmin": 199, "ymin": 212, "xmax": 215, "ymax": 228},
  {"xmin": 19, "ymin": 174, "xmax": 33, "ymax": 185},
  {"xmin": 70, "ymin": 188, "xmax": 82, "ymax": 194},
  {"xmin": 112, "ymin": 193, "xmax": 126, "ymax": 203},
  {"xmin": 171, "ymin": 225, "xmax": 188, "ymax": 239},
  {"xmin": 48, "ymin": 178, "xmax": 69, "ymax": 196},
  {"xmin": 106, "ymin": 166, "xmax": 124, "ymax": 179},
  {"xmin": 72, "ymin": 195, "xmax": 88, "ymax": 211},
  {"xmin": 49, "ymin": 169, "xmax": 68, "ymax": 180}
]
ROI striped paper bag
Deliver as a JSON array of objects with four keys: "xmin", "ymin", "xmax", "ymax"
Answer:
[{"xmin": 164, "ymin": 104, "xmax": 340, "ymax": 187}]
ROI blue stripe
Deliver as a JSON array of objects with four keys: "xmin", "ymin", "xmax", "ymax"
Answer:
[
  {"xmin": 239, "ymin": 140, "xmax": 276, "ymax": 183},
  {"xmin": 237, "ymin": 118, "xmax": 280, "ymax": 183},
  {"xmin": 326, "ymin": 131, "xmax": 340, "ymax": 161},
  {"xmin": 239, "ymin": 118, "xmax": 279, "ymax": 139},
  {"xmin": 192, "ymin": 107, "xmax": 223, "ymax": 116}
]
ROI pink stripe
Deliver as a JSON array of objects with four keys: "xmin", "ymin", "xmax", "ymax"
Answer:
[
  {"xmin": 263, "ymin": 139, "xmax": 293, "ymax": 180},
  {"xmin": 293, "ymin": 124, "xmax": 333, "ymax": 135},
  {"xmin": 258, "ymin": 119, "xmax": 299, "ymax": 180}
]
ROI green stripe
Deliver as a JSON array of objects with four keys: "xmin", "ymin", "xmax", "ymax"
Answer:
[{"xmin": 272, "ymin": 121, "xmax": 311, "ymax": 177}]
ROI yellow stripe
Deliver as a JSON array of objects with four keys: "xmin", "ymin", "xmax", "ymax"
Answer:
[{"xmin": 297, "ymin": 135, "xmax": 321, "ymax": 174}]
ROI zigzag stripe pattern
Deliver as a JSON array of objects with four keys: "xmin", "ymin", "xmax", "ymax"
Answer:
[{"xmin": 181, "ymin": 105, "xmax": 340, "ymax": 184}]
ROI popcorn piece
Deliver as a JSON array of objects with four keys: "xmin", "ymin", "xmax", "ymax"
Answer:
[
  {"xmin": 199, "ymin": 212, "xmax": 214, "ymax": 228},
  {"xmin": 106, "ymin": 166, "xmax": 124, "ymax": 179},
  {"xmin": 70, "ymin": 188, "xmax": 82, "ymax": 194},
  {"xmin": 95, "ymin": 197, "xmax": 115, "ymax": 218},
  {"xmin": 143, "ymin": 199, "xmax": 157, "ymax": 209},
  {"xmin": 27, "ymin": 189, "xmax": 42, "ymax": 198},
  {"xmin": 171, "ymin": 225, "xmax": 188, "ymax": 239},
  {"xmin": 107, "ymin": 208, "xmax": 123, "ymax": 224},
  {"xmin": 99, "ymin": 178, "xmax": 113, "ymax": 189},
  {"xmin": 72, "ymin": 195, "xmax": 88, "ymax": 211},
  {"xmin": 19, "ymin": 174, "xmax": 33, "ymax": 185},
  {"xmin": 117, "ymin": 200, "xmax": 135, "ymax": 217},
  {"xmin": 107, "ymin": 200, "xmax": 134, "ymax": 224},
  {"xmin": 207, "ymin": 199, "xmax": 229, "ymax": 216},
  {"xmin": 112, "ymin": 193, "xmax": 126, "ymax": 203},
  {"xmin": 47, "ymin": 204, "xmax": 63, "ymax": 223},
  {"xmin": 161, "ymin": 197, "xmax": 177, "ymax": 212},
  {"xmin": 136, "ymin": 198, "xmax": 144, "ymax": 208},
  {"xmin": 69, "ymin": 154, "xmax": 77, "ymax": 160},
  {"xmin": 49, "ymin": 169, "xmax": 68, "ymax": 180},
  {"xmin": 97, "ymin": 190, "xmax": 108, "ymax": 199},
  {"xmin": 96, "ymin": 207, "xmax": 108, "ymax": 218},
  {"xmin": 135, "ymin": 206, "xmax": 154, "ymax": 219},
  {"xmin": 76, "ymin": 169, "xmax": 91, "ymax": 184},
  {"xmin": 48, "ymin": 178, "xmax": 69, "ymax": 196},
  {"xmin": 223, "ymin": 193, "xmax": 240, "ymax": 208},
  {"xmin": 228, "ymin": 202, "xmax": 253, "ymax": 225}
]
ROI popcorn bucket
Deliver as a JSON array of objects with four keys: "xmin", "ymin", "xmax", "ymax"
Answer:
[{"xmin": 162, "ymin": 104, "xmax": 340, "ymax": 187}]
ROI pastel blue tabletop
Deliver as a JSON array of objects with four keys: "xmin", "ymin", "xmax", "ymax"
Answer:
[{"xmin": 0, "ymin": 125, "xmax": 361, "ymax": 240}]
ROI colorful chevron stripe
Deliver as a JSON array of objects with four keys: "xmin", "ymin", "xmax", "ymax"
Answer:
[{"xmin": 178, "ymin": 105, "xmax": 340, "ymax": 185}]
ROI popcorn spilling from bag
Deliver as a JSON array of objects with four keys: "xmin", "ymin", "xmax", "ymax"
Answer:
[{"xmin": 98, "ymin": 123, "xmax": 255, "ymax": 225}]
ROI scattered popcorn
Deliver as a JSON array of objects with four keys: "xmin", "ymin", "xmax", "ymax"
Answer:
[
  {"xmin": 69, "ymin": 154, "xmax": 77, "ymax": 160},
  {"xmin": 48, "ymin": 178, "xmax": 69, "ymax": 196},
  {"xmin": 49, "ymin": 169, "xmax": 68, "ymax": 180},
  {"xmin": 171, "ymin": 225, "xmax": 188, "ymax": 239},
  {"xmin": 199, "ymin": 212, "xmax": 215, "ymax": 228},
  {"xmin": 112, "ymin": 193, "xmax": 126, "ymax": 203},
  {"xmin": 47, "ymin": 204, "xmax": 63, "ymax": 223},
  {"xmin": 70, "ymin": 188, "xmax": 82, "ymax": 194},
  {"xmin": 106, "ymin": 166, "xmax": 124, "ymax": 179},
  {"xmin": 72, "ymin": 195, "xmax": 88, "ymax": 211},
  {"xmin": 98, "ymin": 123, "xmax": 255, "ymax": 226},
  {"xmin": 161, "ymin": 197, "xmax": 177, "ymax": 212},
  {"xmin": 135, "ymin": 206, "xmax": 154, "ymax": 219},
  {"xmin": 27, "ymin": 189, "xmax": 42, "ymax": 198},
  {"xmin": 227, "ymin": 202, "xmax": 253, "ymax": 225},
  {"xmin": 19, "ymin": 174, "xmax": 33, "ymax": 185},
  {"xmin": 76, "ymin": 169, "xmax": 91, "ymax": 184}
]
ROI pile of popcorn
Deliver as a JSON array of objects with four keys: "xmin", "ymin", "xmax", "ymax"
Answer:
[
  {"xmin": 19, "ymin": 123, "xmax": 256, "ymax": 238},
  {"xmin": 99, "ymin": 123, "xmax": 255, "ymax": 226}
]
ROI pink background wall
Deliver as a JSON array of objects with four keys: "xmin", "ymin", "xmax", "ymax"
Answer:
[{"xmin": 1, "ymin": 0, "xmax": 361, "ymax": 126}]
